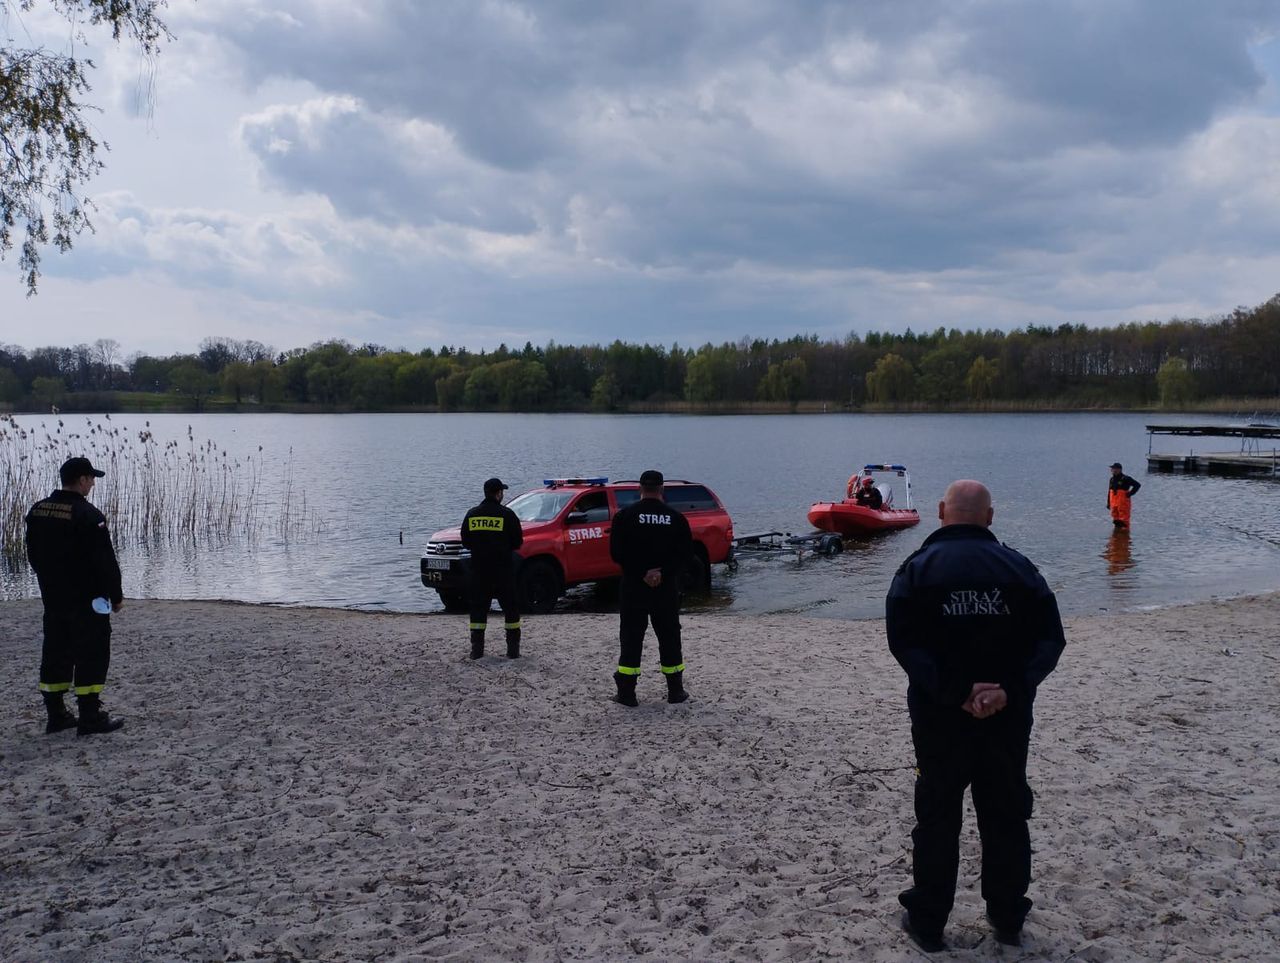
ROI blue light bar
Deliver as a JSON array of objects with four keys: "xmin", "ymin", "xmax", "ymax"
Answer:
[
  {"xmin": 863, "ymin": 464, "xmax": 907, "ymax": 472},
  {"xmin": 543, "ymin": 476, "xmax": 609, "ymax": 487}
]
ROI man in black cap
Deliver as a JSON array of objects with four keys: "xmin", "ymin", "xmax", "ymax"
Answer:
[
  {"xmin": 608, "ymin": 469, "xmax": 693, "ymax": 706},
  {"xmin": 459, "ymin": 477, "xmax": 524, "ymax": 659},
  {"xmin": 25, "ymin": 456, "xmax": 126, "ymax": 736},
  {"xmin": 1107, "ymin": 463, "xmax": 1141, "ymax": 528}
]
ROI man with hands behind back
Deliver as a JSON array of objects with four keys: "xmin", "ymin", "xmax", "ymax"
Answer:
[{"xmin": 886, "ymin": 480, "xmax": 1065, "ymax": 952}]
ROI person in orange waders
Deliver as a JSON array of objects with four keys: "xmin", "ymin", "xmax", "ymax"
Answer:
[{"xmin": 1107, "ymin": 462, "xmax": 1141, "ymax": 528}]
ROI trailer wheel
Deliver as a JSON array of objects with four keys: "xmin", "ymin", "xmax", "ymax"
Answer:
[
  {"xmin": 518, "ymin": 559, "xmax": 563, "ymax": 614},
  {"xmin": 437, "ymin": 589, "xmax": 469, "ymax": 612},
  {"xmin": 819, "ymin": 534, "xmax": 844, "ymax": 555}
]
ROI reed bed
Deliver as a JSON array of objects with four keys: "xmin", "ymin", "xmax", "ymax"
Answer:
[{"xmin": 0, "ymin": 414, "xmax": 317, "ymax": 559}]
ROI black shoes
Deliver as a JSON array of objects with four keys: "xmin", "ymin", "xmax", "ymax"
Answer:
[
  {"xmin": 612, "ymin": 671, "xmax": 638, "ymax": 707},
  {"xmin": 45, "ymin": 710, "xmax": 78, "ymax": 734},
  {"xmin": 77, "ymin": 709, "xmax": 124, "ymax": 736},
  {"xmin": 900, "ymin": 911, "xmax": 945, "ymax": 954},
  {"xmin": 665, "ymin": 671, "xmax": 689, "ymax": 704},
  {"xmin": 611, "ymin": 671, "xmax": 690, "ymax": 706},
  {"xmin": 42, "ymin": 693, "xmax": 77, "ymax": 734},
  {"xmin": 896, "ymin": 908, "xmax": 1020, "ymax": 951},
  {"xmin": 986, "ymin": 912, "xmax": 1023, "ymax": 947},
  {"xmin": 471, "ymin": 634, "xmax": 520, "ymax": 659}
]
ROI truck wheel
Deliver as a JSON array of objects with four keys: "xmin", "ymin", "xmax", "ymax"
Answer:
[
  {"xmin": 436, "ymin": 589, "xmax": 469, "ymax": 612},
  {"xmin": 680, "ymin": 549, "xmax": 711, "ymax": 595},
  {"xmin": 518, "ymin": 559, "xmax": 563, "ymax": 614}
]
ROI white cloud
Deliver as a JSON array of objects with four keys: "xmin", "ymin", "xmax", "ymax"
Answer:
[{"xmin": 4, "ymin": 0, "xmax": 1280, "ymax": 356}]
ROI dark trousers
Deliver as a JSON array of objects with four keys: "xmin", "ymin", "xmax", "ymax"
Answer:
[
  {"xmin": 900, "ymin": 712, "xmax": 1034, "ymax": 935},
  {"xmin": 617, "ymin": 577, "xmax": 682, "ymax": 672},
  {"xmin": 468, "ymin": 568, "xmax": 520, "ymax": 632},
  {"xmin": 39, "ymin": 608, "xmax": 112, "ymax": 696}
]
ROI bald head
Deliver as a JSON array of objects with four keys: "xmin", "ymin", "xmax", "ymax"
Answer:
[{"xmin": 938, "ymin": 480, "xmax": 994, "ymax": 528}]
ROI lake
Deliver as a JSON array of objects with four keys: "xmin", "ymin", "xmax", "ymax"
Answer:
[{"xmin": 3, "ymin": 411, "xmax": 1278, "ymax": 619}]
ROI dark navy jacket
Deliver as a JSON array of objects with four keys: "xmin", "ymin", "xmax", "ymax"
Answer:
[
  {"xmin": 886, "ymin": 524, "xmax": 1065, "ymax": 725},
  {"xmin": 609, "ymin": 496, "xmax": 692, "ymax": 582},
  {"xmin": 1108, "ymin": 473, "xmax": 1141, "ymax": 497},
  {"xmin": 460, "ymin": 497, "xmax": 523, "ymax": 572},
  {"xmin": 25, "ymin": 489, "xmax": 123, "ymax": 612}
]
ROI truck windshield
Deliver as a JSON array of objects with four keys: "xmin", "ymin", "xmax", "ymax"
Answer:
[{"xmin": 507, "ymin": 490, "xmax": 575, "ymax": 523}]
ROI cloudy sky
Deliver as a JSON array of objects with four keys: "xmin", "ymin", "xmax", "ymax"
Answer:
[{"xmin": 4, "ymin": 0, "xmax": 1280, "ymax": 357}]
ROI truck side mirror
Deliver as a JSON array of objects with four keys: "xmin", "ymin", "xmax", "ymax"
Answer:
[{"xmin": 566, "ymin": 512, "xmax": 589, "ymax": 526}]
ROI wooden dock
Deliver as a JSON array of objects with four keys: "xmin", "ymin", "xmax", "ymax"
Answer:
[
  {"xmin": 1146, "ymin": 423, "xmax": 1280, "ymax": 476},
  {"xmin": 1147, "ymin": 451, "xmax": 1280, "ymax": 475}
]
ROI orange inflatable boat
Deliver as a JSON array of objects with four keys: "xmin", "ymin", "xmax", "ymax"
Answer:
[{"xmin": 807, "ymin": 464, "xmax": 921, "ymax": 536}]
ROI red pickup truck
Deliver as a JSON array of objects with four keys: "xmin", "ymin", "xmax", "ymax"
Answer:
[{"xmin": 421, "ymin": 477, "xmax": 735, "ymax": 613}]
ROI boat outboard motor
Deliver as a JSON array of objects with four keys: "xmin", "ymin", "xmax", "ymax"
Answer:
[{"xmin": 878, "ymin": 484, "xmax": 894, "ymax": 508}]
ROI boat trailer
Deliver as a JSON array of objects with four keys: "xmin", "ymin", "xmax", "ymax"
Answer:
[{"xmin": 729, "ymin": 529, "xmax": 845, "ymax": 568}]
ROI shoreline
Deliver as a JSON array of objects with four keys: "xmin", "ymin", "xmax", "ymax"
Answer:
[
  {"xmin": 5, "ymin": 399, "xmax": 1278, "ymax": 416},
  {"xmin": 2, "ymin": 596, "xmax": 1277, "ymax": 960},
  {"xmin": 5, "ymin": 579, "xmax": 1272, "ymax": 620}
]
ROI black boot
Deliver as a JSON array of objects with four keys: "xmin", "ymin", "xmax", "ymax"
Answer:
[
  {"xmin": 42, "ymin": 692, "xmax": 77, "ymax": 734},
  {"xmin": 76, "ymin": 695, "xmax": 123, "ymax": 736},
  {"xmin": 665, "ymin": 671, "xmax": 690, "ymax": 704},
  {"xmin": 470, "ymin": 628, "xmax": 485, "ymax": 660},
  {"xmin": 612, "ymin": 671, "xmax": 638, "ymax": 707},
  {"xmin": 505, "ymin": 627, "xmax": 521, "ymax": 659}
]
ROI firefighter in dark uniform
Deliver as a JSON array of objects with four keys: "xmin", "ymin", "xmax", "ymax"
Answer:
[
  {"xmin": 1107, "ymin": 462, "xmax": 1141, "ymax": 528},
  {"xmin": 886, "ymin": 480, "xmax": 1065, "ymax": 953},
  {"xmin": 608, "ymin": 469, "xmax": 693, "ymax": 706},
  {"xmin": 854, "ymin": 476, "xmax": 883, "ymax": 509},
  {"xmin": 460, "ymin": 477, "xmax": 523, "ymax": 659},
  {"xmin": 25, "ymin": 456, "xmax": 126, "ymax": 736}
]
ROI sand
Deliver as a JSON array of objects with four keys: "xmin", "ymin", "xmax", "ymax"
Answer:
[{"xmin": 1, "ymin": 595, "xmax": 1277, "ymax": 962}]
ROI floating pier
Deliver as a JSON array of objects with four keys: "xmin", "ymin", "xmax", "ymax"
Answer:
[{"xmin": 1146, "ymin": 423, "xmax": 1280, "ymax": 477}]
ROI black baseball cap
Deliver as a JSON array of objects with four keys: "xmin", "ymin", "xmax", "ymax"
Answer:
[
  {"xmin": 60, "ymin": 457, "xmax": 105, "ymax": 484},
  {"xmin": 1110, "ymin": 462, "xmax": 1123, "ymax": 470},
  {"xmin": 483, "ymin": 477, "xmax": 508, "ymax": 495},
  {"xmin": 639, "ymin": 469, "xmax": 664, "ymax": 487}
]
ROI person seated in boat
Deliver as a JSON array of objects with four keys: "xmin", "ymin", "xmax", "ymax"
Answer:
[{"xmin": 854, "ymin": 476, "xmax": 883, "ymax": 510}]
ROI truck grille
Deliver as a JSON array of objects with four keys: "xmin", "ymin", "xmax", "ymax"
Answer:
[{"xmin": 424, "ymin": 540, "xmax": 469, "ymax": 558}]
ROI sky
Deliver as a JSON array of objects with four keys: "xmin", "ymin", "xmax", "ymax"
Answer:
[{"xmin": 3, "ymin": 0, "xmax": 1280, "ymax": 358}]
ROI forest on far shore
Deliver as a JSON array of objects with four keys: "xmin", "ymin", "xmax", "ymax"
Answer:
[{"xmin": 2, "ymin": 295, "xmax": 1278, "ymax": 414}]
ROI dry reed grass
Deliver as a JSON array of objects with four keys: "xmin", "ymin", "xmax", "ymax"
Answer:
[{"xmin": 0, "ymin": 414, "xmax": 316, "ymax": 559}]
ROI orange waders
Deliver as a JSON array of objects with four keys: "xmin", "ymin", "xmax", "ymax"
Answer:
[{"xmin": 1108, "ymin": 490, "xmax": 1131, "ymax": 527}]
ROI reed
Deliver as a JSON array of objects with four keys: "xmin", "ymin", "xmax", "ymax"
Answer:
[{"xmin": 0, "ymin": 414, "xmax": 317, "ymax": 559}]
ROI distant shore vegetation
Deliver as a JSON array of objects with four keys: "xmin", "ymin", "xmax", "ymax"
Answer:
[{"xmin": 2, "ymin": 294, "xmax": 1278, "ymax": 415}]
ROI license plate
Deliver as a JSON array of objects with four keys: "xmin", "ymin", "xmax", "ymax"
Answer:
[
  {"xmin": 423, "ymin": 571, "xmax": 444, "ymax": 583},
  {"xmin": 426, "ymin": 558, "xmax": 451, "ymax": 570}
]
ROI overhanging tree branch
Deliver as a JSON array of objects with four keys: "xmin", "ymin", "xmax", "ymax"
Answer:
[{"xmin": 1, "ymin": 1, "xmax": 171, "ymax": 293}]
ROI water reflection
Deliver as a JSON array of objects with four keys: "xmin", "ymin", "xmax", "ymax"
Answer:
[
  {"xmin": 1103, "ymin": 529, "xmax": 1134, "ymax": 575},
  {"xmin": 1102, "ymin": 528, "xmax": 1136, "ymax": 594}
]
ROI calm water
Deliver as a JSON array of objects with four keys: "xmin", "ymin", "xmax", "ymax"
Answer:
[{"xmin": 4, "ymin": 412, "xmax": 1278, "ymax": 619}]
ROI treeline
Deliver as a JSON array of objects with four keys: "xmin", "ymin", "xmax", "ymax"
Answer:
[{"xmin": 2, "ymin": 295, "xmax": 1278, "ymax": 412}]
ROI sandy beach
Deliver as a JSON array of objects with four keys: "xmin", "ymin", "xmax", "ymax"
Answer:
[{"xmin": 1, "ymin": 595, "xmax": 1277, "ymax": 961}]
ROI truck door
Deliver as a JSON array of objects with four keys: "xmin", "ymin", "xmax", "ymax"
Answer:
[{"xmin": 563, "ymin": 490, "xmax": 613, "ymax": 580}]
